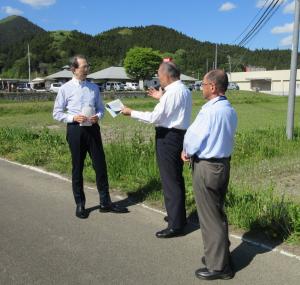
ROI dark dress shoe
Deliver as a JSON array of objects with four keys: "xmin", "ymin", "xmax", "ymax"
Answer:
[
  {"xmin": 195, "ymin": 267, "xmax": 234, "ymax": 280},
  {"xmin": 201, "ymin": 256, "xmax": 234, "ymax": 269},
  {"xmin": 155, "ymin": 228, "xmax": 184, "ymax": 238},
  {"xmin": 76, "ymin": 205, "xmax": 88, "ymax": 219},
  {"xmin": 99, "ymin": 203, "xmax": 128, "ymax": 213}
]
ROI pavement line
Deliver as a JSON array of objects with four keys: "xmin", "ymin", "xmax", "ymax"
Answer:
[{"xmin": 1, "ymin": 157, "xmax": 300, "ymax": 262}]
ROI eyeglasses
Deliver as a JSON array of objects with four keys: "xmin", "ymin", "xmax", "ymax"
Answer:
[
  {"xmin": 78, "ymin": 64, "xmax": 90, "ymax": 70},
  {"xmin": 202, "ymin": 82, "xmax": 214, "ymax": 87}
]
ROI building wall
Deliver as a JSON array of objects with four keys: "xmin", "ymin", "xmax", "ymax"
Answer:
[{"xmin": 230, "ymin": 69, "xmax": 300, "ymax": 96}]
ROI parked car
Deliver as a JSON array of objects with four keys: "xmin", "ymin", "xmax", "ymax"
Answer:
[
  {"xmin": 96, "ymin": 83, "xmax": 105, "ymax": 92},
  {"xmin": 124, "ymin": 82, "xmax": 139, "ymax": 91},
  {"xmin": 49, "ymin": 82, "xmax": 63, "ymax": 93},
  {"xmin": 194, "ymin": 83, "xmax": 201, "ymax": 91},
  {"xmin": 187, "ymin": 84, "xmax": 194, "ymax": 91},
  {"xmin": 16, "ymin": 83, "xmax": 31, "ymax": 92},
  {"xmin": 105, "ymin": 82, "xmax": 124, "ymax": 91},
  {"xmin": 228, "ymin": 82, "xmax": 239, "ymax": 90}
]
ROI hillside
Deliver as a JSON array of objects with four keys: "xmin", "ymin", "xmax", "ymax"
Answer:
[
  {"xmin": 0, "ymin": 15, "xmax": 45, "ymax": 47},
  {"xmin": 0, "ymin": 16, "xmax": 298, "ymax": 79}
]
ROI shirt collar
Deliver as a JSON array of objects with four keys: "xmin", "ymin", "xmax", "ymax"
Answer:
[
  {"xmin": 71, "ymin": 77, "xmax": 87, "ymax": 86},
  {"xmin": 202, "ymin": 95, "xmax": 225, "ymax": 109},
  {"xmin": 164, "ymin": 80, "xmax": 181, "ymax": 91}
]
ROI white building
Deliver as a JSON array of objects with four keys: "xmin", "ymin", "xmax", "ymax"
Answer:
[{"xmin": 230, "ymin": 69, "xmax": 300, "ymax": 96}]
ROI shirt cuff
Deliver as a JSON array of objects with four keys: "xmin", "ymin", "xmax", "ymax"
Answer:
[
  {"xmin": 95, "ymin": 112, "xmax": 102, "ymax": 119},
  {"xmin": 66, "ymin": 115, "xmax": 74, "ymax": 123},
  {"xmin": 131, "ymin": 110, "xmax": 140, "ymax": 119}
]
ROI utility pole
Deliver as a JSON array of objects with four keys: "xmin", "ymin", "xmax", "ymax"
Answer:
[
  {"xmin": 214, "ymin": 44, "xmax": 218, "ymax": 69},
  {"xmin": 227, "ymin": 55, "xmax": 232, "ymax": 81},
  {"xmin": 27, "ymin": 43, "xmax": 31, "ymax": 83},
  {"xmin": 206, "ymin": 58, "xmax": 209, "ymax": 73},
  {"xmin": 287, "ymin": 0, "xmax": 300, "ymax": 140}
]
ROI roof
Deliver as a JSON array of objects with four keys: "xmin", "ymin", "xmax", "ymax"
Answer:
[
  {"xmin": 245, "ymin": 77, "xmax": 272, "ymax": 81},
  {"xmin": 88, "ymin": 66, "xmax": 131, "ymax": 80},
  {"xmin": 180, "ymin": 74, "xmax": 197, "ymax": 81},
  {"xmin": 45, "ymin": 69, "xmax": 73, "ymax": 80},
  {"xmin": 31, "ymin": 77, "xmax": 45, "ymax": 82},
  {"xmin": 152, "ymin": 74, "xmax": 197, "ymax": 81}
]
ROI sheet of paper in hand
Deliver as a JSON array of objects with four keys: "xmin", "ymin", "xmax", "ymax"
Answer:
[
  {"xmin": 80, "ymin": 105, "xmax": 95, "ymax": 126},
  {"xmin": 105, "ymin": 99, "xmax": 124, "ymax": 118}
]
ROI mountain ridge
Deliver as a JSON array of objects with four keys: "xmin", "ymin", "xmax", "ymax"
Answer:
[{"xmin": 0, "ymin": 15, "xmax": 296, "ymax": 78}]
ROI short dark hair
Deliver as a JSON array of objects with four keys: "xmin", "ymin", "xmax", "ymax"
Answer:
[
  {"xmin": 70, "ymin": 54, "xmax": 88, "ymax": 71},
  {"xmin": 205, "ymin": 69, "xmax": 229, "ymax": 93},
  {"xmin": 160, "ymin": 62, "xmax": 181, "ymax": 80}
]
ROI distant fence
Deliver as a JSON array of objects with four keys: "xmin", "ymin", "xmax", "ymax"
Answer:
[{"xmin": 0, "ymin": 91, "xmax": 148, "ymax": 101}]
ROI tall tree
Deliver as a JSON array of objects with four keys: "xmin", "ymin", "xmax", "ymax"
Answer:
[{"xmin": 124, "ymin": 47, "xmax": 162, "ymax": 80}]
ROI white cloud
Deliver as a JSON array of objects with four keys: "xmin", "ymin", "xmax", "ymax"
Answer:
[
  {"xmin": 271, "ymin": 22, "xmax": 293, "ymax": 34},
  {"xmin": 2, "ymin": 6, "xmax": 23, "ymax": 15},
  {"xmin": 256, "ymin": 0, "xmax": 286, "ymax": 8},
  {"xmin": 279, "ymin": 35, "xmax": 293, "ymax": 46},
  {"xmin": 19, "ymin": 0, "xmax": 56, "ymax": 8},
  {"xmin": 219, "ymin": 2, "xmax": 236, "ymax": 12},
  {"xmin": 283, "ymin": 1, "xmax": 295, "ymax": 13}
]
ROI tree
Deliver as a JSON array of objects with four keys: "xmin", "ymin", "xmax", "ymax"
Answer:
[{"xmin": 124, "ymin": 47, "xmax": 162, "ymax": 80}]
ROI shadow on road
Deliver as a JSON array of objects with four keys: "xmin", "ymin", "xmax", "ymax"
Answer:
[
  {"xmin": 100, "ymin": 178, "xmax": 200, "ymax": 236},
  {"xmin": 231, "ymin": 230, "xmax": 282, "ymax": 273}
]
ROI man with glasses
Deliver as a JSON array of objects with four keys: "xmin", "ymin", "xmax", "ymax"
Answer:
[
  {"xmin": 53, "ymin": 54, "xmax": 126, "ymax": 219},
  {"xmin": 182, "ymin": 69, "xmax": 237, "ymax": 280},
  {"xmin": 122, "ymin": 59, "xmax": 192, "ymax": 238}
]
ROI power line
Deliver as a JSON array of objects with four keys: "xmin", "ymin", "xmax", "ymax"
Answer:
[
  {"xmin": 229, "ymin": 0, "xmax": 283, "ymax": 72},
  {"xmin": 233, "ymin": 0, "xmax": 270, "ymax": 44},
  {"xmin": 238, "ymin": 0, "xmax": 279, "ymax": 46},
  {"xmin": 240, "ymin": 2, "xmax": 282, "ymax": 48}
]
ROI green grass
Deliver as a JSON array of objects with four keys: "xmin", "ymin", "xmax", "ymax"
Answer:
[{"xmin": 0, "ymin": 90, "xmax": 300, "ymax": 244}]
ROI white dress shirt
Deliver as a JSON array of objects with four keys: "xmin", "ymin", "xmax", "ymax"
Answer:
[
  {"xmin": 183, "ymin": 96, "xmax": 237, "ymax": 159},
  {"xmin": 131, "ymin": 80, "xmax": 192, "ymax": 130},
  {"xmin": 53, "ymin": 77, "xmax": 105, "ymax": 123}
]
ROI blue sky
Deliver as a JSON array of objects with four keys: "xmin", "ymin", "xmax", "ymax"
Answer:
[{"xmin": 0, "ymin": 0, "xmax": 297, "ymax": 49}]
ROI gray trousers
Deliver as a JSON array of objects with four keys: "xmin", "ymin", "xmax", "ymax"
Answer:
[{"xmin": 192, "ymin": 158, "xmax": 231, "ymax": 271}]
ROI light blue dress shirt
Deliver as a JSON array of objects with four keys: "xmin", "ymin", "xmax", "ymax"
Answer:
[
  {"xmin": 53, "ymin": 78, "xmax": 105, "ymax": 123},
  {"xmin": 183, "ymin": 96, "xmax": 237, "ymax": 159}
]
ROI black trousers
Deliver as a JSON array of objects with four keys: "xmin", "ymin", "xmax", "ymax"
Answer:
[
  {"xmin": 155, "ymin": 127, "xmax": 186, "ymax": 230},
  {"xmin": 66, "ymin": 123, "xmax": 111, "ymax": 206}
]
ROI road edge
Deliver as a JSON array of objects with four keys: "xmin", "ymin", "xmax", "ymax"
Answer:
[{"xmin": 1, "ymin": 157, "xmax": 299, "ymax": 262}]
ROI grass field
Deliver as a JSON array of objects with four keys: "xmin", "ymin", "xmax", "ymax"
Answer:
[{"xmin": 0, "ymin": 90, "xmax": 300, "ymax": 244}]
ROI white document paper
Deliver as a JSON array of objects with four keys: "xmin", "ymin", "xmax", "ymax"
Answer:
[
  {"xmin": 80, "ymin": 105, "xmax": 95, "ymax": 126},
  {"xmin": 105, "ymin": 99, "xmax": 124, "ymax": 118}
]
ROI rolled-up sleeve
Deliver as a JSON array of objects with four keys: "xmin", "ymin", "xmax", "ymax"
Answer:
[
  {"xmin": 53, "ymin": 88, "xmax": 73, "ymax": 123},
  {"xmin": 131, "ymin": 95, "xmax": 167, "ymax": 124}
]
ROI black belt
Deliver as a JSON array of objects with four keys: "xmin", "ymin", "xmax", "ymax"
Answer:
[
  {"xmin": 155, "ymin": 126, "xmax": 186, "ymax": 134},
  {"xmin": 193, "ymin": 156, "xmax": 231, "ymax": 163},
  {"xmin": 67, "ymin": 122, "xmax": 99, "ymax": 127}
]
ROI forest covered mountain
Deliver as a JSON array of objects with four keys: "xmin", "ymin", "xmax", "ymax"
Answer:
[{"xmin": 0, "ymin": 15, "xmax": 297, "ymax": 79}]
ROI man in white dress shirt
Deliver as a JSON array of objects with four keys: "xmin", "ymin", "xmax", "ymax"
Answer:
[
  {"xmin": 122, "ymin": 60, "xmax": 192, "ymax": 238},
  {"xmin": 182, "ymin": 69, "xmax": 237, "ymax": 280},
  {"xmin": 53, "ymin": 55, "xmax": 126, "ymax": 219}
]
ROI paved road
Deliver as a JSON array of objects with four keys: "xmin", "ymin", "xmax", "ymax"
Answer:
[{"xmin": 0, "ymin": 159, "xmax": 299, "ymax": 285}]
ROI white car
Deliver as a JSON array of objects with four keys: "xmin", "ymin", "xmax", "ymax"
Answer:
[
  {"xmin": 49, "ymin": 82, "xmax": 63, "ymax": 93},
  {"xmin": 124, "ymin": 82, "xmax": 139, "ymax": 90},
  {"xmin": 105, "ymin": 82, "xmax": 124, "ymax": 91},
  {"xmin": 228, "ymin": 82, "xmax": 239, "ymax": 90}
]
